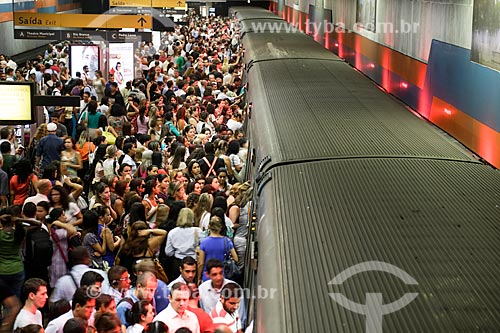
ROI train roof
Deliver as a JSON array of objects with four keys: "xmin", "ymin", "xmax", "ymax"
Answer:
[
  {"xmin": 255, "ymin": 157, "xmax": 500, "ymax": 331},
  {"xmin": 247, "ymin": 59, "xmax": 475, "ymax": 174},
  {"xmin": 242, "ymin": 31, "xmax": 342, "ymax": 65},
  {"xmin": 239, "ymin": 19, "xmax": 294, "ymax": 34},
  {"xmin": 232, "ymin": 6, "xmax": 283, "ymax": 21}
]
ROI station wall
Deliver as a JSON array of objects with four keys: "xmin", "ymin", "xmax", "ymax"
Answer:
[{"xmin": 269, "ymin": 0, "xmax": 500, "ymax": 169}]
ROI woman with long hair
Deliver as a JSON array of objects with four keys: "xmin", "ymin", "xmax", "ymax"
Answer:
[
  {"xmin": 136, "ymin": 150, "xmax": 153, "ymax": 179},
  {"xmin": 79, "ymin": 100, "xmax": 101, "ymax": 138},
  {"xmin": 59, "ymin": 66, "xmax": 69, "ymax": 85},
  {"xmin": 83, "ymin": 207, "xmax": 119, "ymax": 268},
  {"xmin": 27, "ymin": 123, "xmax": 47, "ymax": 166},
  {"xmin": 102, "ymin": 145, "xmax": 118, "ymax": 178},
  {"xmin": 187, "ymin": 159, "xmax": 202, "ymax": 182},
  {"xmin": 194, "ymin": 193, "xmax": 212, "ymax": 230},
  {"xmin": 197, "ymin": 215, "xmax": 238, "ymax": 283},
  {"xmin": 164, "ymin": 207, "xmax": 203, "ymax": 281},
  {"xmin": 215, "ymin": 139, "xmax": 234, "ymax": 180},
  {"xmin": 81, "ymin": 209, "xmax": 106, "ymax": 269},
  {"xmin": 229, "ymin": 182, "xmax": 253, "ymax": 273},
  {"xmin": 94, "ymin": 70, "xmax": 106, "ymax": 103},
  {"xmin": 117, "ymin": 220, "xmax": 166, "ymax": 275},
  {"xmin": 61, "ymin": 137, "xmax": 83, "ymax": 177},
  {"xmin": 41, "ymin": 164, "xmax": 63, "ymax": 187},
  {"xmin": 168, "ymin": 145, "xmax": 187, "ymax": 172},
  {"xmin": 156, "ymin": 174, "xmax": 169, "ymax": 204},
  {"xmin": 49, "ymin": 185, "xmax": 83, "ymax": 226},
  {"xmin": 89, "ymin": 144, "xmax": 108, "ymax": 185},
  {"xmin": 142, "ymin": 179, "xmax": 160, "ymax": 225},
  {"xmin": 45, "ymin": 207, "xmax": 77, "ymax": 287},
  {"xmin": 107, "ymin": 104, "xmax": 128, "ymax": 137},
  {"xmin": 89, "ymin": 183, "xmax": 118, "ymax": 221},
  {"xmin": 125, "ymin": 300, "xmax": 155, "ymax": 333},
  {"xmin": 10, "ymin": 158, "xmax": 37, "ymax": 206},
  {"xmin": 136, "ymin": 106, "xmax": 150, "ymax": 135},
  {"xmin": 176, "ymin": 107, "xmax": 187, "ymax": 133},
  {"xmin": 216, "ymin": 167, "xmax": 231, "ymax": 196},
  {"xmin": 113, "ymin": 179, "xmax": 129, "ymax": 219},
  {"xmin": 227, "ymin": 139, "xmax": 245, "ymax": 183},
  {"xmin": 75, "ymin": 130, "xmax": 95, "ymax": 183}
]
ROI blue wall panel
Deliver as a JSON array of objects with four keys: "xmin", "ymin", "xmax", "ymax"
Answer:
[
  {"xmin": 426, "ymin": 40, "xmax": 500, "ymax": 132},
  {"xmin": 0, "ymin": 1, "xmax": 35, "ymax": 13},
  {"xmin": 38, "ymin": 6, "xmax": 57, "ymax": 13}
]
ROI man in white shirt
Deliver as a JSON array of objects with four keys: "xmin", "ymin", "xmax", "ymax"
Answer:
[
  {"xmin": 45, "ymin": 287, "xmax": 96, "ymax": 333},
  {"xmin": 199, "ymin": 259, "xmax": 246, "ymax": 327},
  {"xmin": 121, "ymin": 143, "xmax": 137, "ymax": 174},
  {"xmin": 210, "ymin": 283, "xmax": 243, "ymax": 333},
  {"xmin": 23, "ymin": 179, "xmax": 52, "ymax": 209},
  {"xmin": 168, "ymin": 256, "xmax": 197, "ymax": 289},
  {"xmin": 50, "ymin": 247, "xmax": 107, "ymax": 302},
  {"xmin": 153, "ymin": 283, "xmax": 200, "ymax": 333},
  {"xmin": 13, "ymin": 279, "xmax": 48, "ymax": 330}
]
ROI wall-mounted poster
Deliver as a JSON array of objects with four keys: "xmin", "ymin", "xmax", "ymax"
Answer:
[
  {"xmin": 108, "ymin": 43, "xmax": 134, "ymax": 89},
  {"xmin": 471, "ymin": 0, "xmax": 500, "ymax": 72},
  {"xmin": 356, "ymin": 0, "xmax": 377, "ymax": 32},
  {"xmin": 70, "ymin": 45, "xmax": 99, "ymax": 80}
]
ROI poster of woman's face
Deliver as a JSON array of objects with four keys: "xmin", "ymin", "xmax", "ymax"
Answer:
[
  {"xmin": 109, "ymin": 43, "xmax": 134, "ymax": 89},
  {"xmin": 71, "ymin": 45, "xmax": 99, "ymax": 79}
]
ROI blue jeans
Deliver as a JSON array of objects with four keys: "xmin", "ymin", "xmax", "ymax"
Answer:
[{"xmin": 0, "ymin": 270, "xmax": 25, "ymax": 299}]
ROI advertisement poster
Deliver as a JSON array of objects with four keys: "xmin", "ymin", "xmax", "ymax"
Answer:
[
  {"xmin": 70, "ymin": 45, "xmax": 99, "ymax": 79},
  {"xmin": 471, "ymin": 0, "xmax": 500, "ymax": 72},
  {"xmin": 356, "ymin": 0, "xmax": 377, "ymax": 32},
  {"xmin": 108, "ymin": 43, "xmax": 134, "ymax": 89}
]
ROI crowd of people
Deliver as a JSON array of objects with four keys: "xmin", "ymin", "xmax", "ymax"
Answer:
[{"xmin": 0, "ymin": 12, "xmax": 254, "ymax": 333}]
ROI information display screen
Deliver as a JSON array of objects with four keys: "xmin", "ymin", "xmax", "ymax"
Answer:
[{"xmin": 0, "ymin": 82, "xmax": 35, "ymax": 124}]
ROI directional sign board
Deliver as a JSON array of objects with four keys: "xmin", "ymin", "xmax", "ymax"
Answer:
[
  {"xmin": 14, "ymin": 29, "xmax": 59, "ymax": 40},
  {"xmin": 110, "ymin": 0, "xmax": 152, "ymax": 6},
  {"xmin": 14, "ymin": 29, "xmax": 152, "ymax": 42},
  {"xmin": 152, "ymin": 0, "xmax": 186, "ymax": 7},
  {"xmin": 14, "ymin": 13, "xmax": 152, "ymax": 29},
  {"xmin": 110, "ymin": 0, "xmax": 186, "ymax": 8}
]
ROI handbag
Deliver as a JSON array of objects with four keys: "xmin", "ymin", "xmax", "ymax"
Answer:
[
  {"xmin": 102, "ymin": 126, "xmax": 116, "ymax": 144},
  {"xmin": 223, "ymin": 237, "xmax": 238, "ymax": 279},
  {"xmin": 194, "ymin": 229, "xmax": 200, "ymax": 260},
  {"xmin": 27, "ymin": 175, "xmax": 37, "ymax": 197},
  {"xmin": 153, "ymin": 257, "xmax": 169, "ymax": 283}
]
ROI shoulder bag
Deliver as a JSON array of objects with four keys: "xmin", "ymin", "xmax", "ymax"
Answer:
[{"xmin": 223, "ymin": 237, "xmax": 238, "ymax": 279}]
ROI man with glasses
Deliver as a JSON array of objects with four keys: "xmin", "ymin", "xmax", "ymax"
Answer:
[
  {"xmin": 116, "ymin": 271, "xmax": 158, "ymax": 327},
  {"xmin": 103, "ymin": 265, "xmax": 131, "ymax": 304}
]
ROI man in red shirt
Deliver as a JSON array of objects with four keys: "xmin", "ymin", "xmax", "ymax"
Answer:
[{"xmin": 187, "ymin": 283, "xmax": 214, "ymax": 333}]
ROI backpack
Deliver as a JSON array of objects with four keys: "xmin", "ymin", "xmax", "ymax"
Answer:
[{"xmin": 25, "ymin": 227, "xmax": 53, "ymax": 269}]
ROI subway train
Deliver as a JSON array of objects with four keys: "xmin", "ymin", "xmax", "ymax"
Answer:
[{"xmin": 232, "ymin": 6, "xmax": 500, "ymax": 332}]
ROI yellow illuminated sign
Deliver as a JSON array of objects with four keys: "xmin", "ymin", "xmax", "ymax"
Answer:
[
  {"xmin": 109, "ymin": 0, "xmax": 186, "ymax": 8},
  {"xmin": 110, "ymin": 0, "xmax": 152, "ymax": 6},
  {"xmin": 152, "ymin": 0, "xmax": 186, "ymax": 7},
  {"xmin": 1, "ymin": 84, "xmax": 33, "ymax": 123},
  {"xmin": 14, "ymin": 13, "xmax": 152, "ymax": 29}
]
